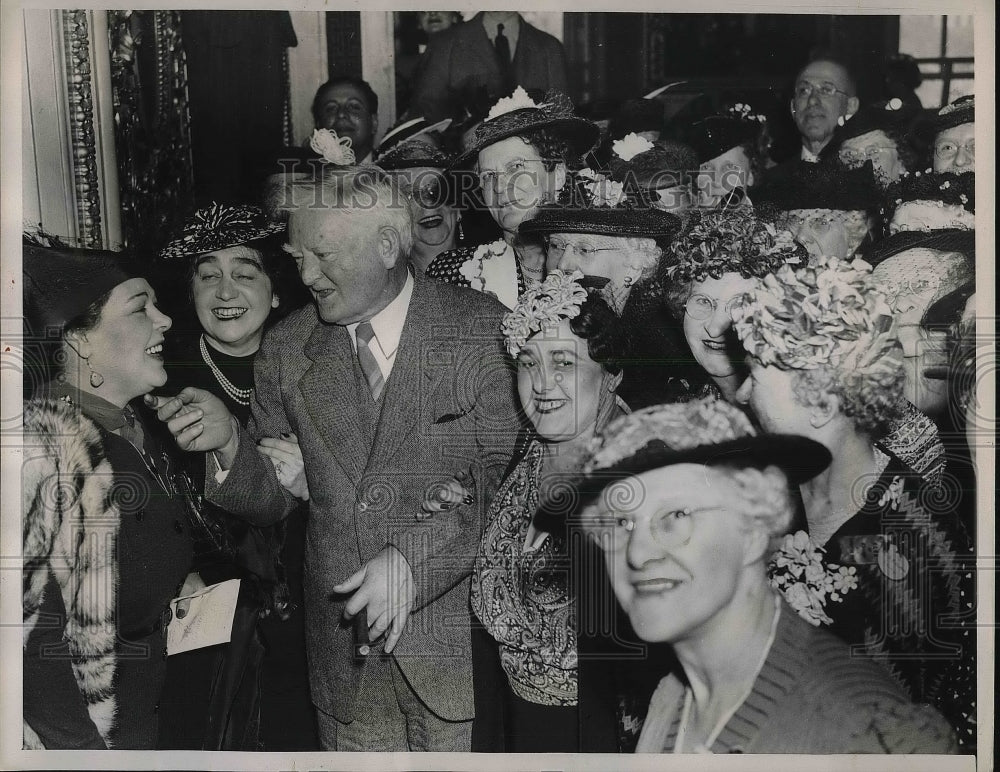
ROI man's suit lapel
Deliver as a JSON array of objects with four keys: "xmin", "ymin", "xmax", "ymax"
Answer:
[
  {"xmin": 300, "ymin": 322, "xmax": 368, "ymax": 482},
  {"xmin": 369, "ymin": 275, "xmax": 449, "ymax": 469}
]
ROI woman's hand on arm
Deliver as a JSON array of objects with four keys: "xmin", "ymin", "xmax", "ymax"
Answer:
[
  {"xmin": 418, "ymin": 469, "xmax": 475, "ymax": 521},
  {"xmin": 257, "ymin": 433, "xmax": 310, "ymax": 500}
]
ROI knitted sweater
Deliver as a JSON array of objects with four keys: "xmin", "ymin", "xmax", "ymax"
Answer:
[{"xmin": 636, "ymin": 599, "xmax": 957, "ymax": 754}]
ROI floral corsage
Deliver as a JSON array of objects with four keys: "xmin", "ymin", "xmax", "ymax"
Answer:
[
  {"xmin": 310, "ymin": 128, "xmax": 356, "ymax": 165},
  {"xmin": 459, "ymin": 240, "xmax": 519, "ymax": 309},
  {"xmin": 768, "ymin": 530, "xmax": 858, "ymax": 626}
]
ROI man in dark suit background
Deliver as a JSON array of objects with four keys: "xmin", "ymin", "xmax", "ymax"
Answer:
[
  {"xmin": 408, "ymin": 11, "xmax": 569, "ymax": 123},
  {"xmin": 153, "ymin": 166, "xmax": 520, "ymax": 750}
]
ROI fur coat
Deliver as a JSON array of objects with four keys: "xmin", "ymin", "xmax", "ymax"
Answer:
[{"xmin": 22, "ymin": 398, "xmax": 118, "ymax": 747}]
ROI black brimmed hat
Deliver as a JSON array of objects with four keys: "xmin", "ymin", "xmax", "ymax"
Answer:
[
  {"xmin": 865, "ymin": 228, "xmax": 975, "ymax": 268},
  {"xmin": 608, "ymin": 98, "xmax": 665, "ymax": 140},
  {"xmin": 535, "ymin": 397, "xmax": 831, "ymax": 526},
  {"xmin": 518, "ymin": 172, "xmax": 682, "ymax": 248},
  {"xmin": 915, "ymin": 95, "xmax": 974, "ymax": 142},
  {"xmin": 608, "ymin": 136, "xmax": 698, "ymax": 190},
  {"xmin": 159, "ymin": 203, "xmax": 286, "ymax": 260},
  {"xmin": 23, "ymin": 240, "xmax": 137, "ymax": 332},
  {"xmin": 880, "ymin": 169, "xmax": 975, "ymax": 232},
  {"xmin": 454, "ymin": 88, "xmax": 600, "ymax": 168},
  {"xmin": 376, "ymin": 138, "xmax": 453, "ymax": 171},
  {"xmin": 824, "ymin": 98, "xmax": 920, "ymax": 154},
  {"xmin": 752, "ymin": 161, "xmax": 881, "ymax": 212},
  {"xmin": 683, "ymin": 103, "xmax": 767, "ymax": 164}
]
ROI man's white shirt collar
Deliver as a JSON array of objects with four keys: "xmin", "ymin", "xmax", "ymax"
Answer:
[{"xmin": 347, "ymin": 272, "xmax": 414, "ymax": 379}]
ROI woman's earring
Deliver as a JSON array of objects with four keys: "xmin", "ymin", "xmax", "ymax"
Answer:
[
  {"xmin": 86, "ymin": 358, "xmax": 104, "ymax": 388},
  {"xmin": 623, "ymin": 275, "xmax": 634, "ymax": 288},
  {"xmin": 457, "ymin": 218, "xmax": 465, "ymax": 243}
]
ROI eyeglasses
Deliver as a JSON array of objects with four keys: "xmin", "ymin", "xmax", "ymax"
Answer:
[
  {"xmin": 684, "ymin": 293, "xmax": 746, "ymax": 321},
  {"xmin": 588, "ymin": 506, "xmax": 724, "ymax": 553},
  {"xmin": 934, "ymin": 139, "xmax": 975, "ymax": 160},
  {"xmin": 477, "ymin": 159, "xmax": 548, "ymax": 191},
  {"xmin": 400, "ymin": 177, "xmax": 447, "ymax": 209},
  {"xmin": 321, "ymin": 100, "xmax": 369, "ymax": 118},
  {"xmin": 545, "ymin": 237, "xmax": 620, "ymax": 260},
  {"xmin": 839, "ymin": 145, "xmax": 897, "ymax": 165},
  {"xmin": 793, "ymin": 81, "xmax": 850, "ymax": 100}
]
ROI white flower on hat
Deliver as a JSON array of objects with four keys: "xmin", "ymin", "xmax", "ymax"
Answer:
[
  {"xmin": 612, "ymin": 132, "xmax": 655, "ymax": 162},
  {"xmin": 487, "ymin": 86, "xmax": 541, "ymax": 120},
  {"xmin": 584, "ymin": 173, "xmax": 627, "ymax": 207},
  {"xmin": 310, "ymin": 128, "xmax": 356, "ymax": 165}
]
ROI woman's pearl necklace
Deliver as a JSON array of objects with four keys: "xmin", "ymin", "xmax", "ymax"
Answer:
[{"xmin": 199, "ymin": 335, "xmax": 252, "ymax": 406}]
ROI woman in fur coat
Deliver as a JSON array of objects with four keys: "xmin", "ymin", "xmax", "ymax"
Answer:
[{"xmin": 22, "ymin": 237, "xmax": 197, "ymax": 748}]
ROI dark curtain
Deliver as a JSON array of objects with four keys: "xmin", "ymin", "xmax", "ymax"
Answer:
[{"xmin": 182, "ymin": 11, "xmax": 297, "ymax": 208}]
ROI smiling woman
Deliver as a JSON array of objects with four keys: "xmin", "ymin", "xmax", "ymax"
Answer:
[
  {"xmin": 155, "ymin": 203, "xmax": 318, "ymax": 751},
  {"xmin": 22, "ymin": 238, "xmax": 197, "ymax": 749}
]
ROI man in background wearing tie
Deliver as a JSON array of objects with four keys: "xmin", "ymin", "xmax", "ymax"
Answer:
[
  {"xmin": 407, "ymin": 11, "xmax": 569, "ymax": 123},
  {"xmin": 152, "ymin": 166, "xmax": 520, "ymax": 751}
]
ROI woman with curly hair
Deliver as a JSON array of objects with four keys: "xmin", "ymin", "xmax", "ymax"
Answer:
[
  {"xmin": 426, "ymin": 88, "xmax": 599, "ymax": 308},
  {"xmin": 661, "ymin": 208, "xmax": 804, "ymax": 401},
  {"xmin": 732, "ymin": 256, "xmax": 976, "ymax": 750},
  {"xmin": 443, "ymin": 270, "xmax": 626, "ymax": 751}
]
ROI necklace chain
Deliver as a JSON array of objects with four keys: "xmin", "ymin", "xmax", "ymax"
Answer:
[
  {"xmin": 674, "ymin": 594, "xmax": 782, "ymax": 753},
  {"xmin": 199, "ymin": 335, "xmax": 252, "ymax": 406}
]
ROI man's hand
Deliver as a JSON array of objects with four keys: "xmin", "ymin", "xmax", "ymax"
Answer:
[
  {"xmin": 146, "ymin": 388, "xmax": 239, "ymax": 466},
  {"xmin": 333, "ymin": 546, "xmax": 415, "ymax": 654}
]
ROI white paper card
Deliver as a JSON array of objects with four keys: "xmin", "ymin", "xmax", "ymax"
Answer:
[{"xmin": 166, "ymin": 578, "xmax": 241, "ymax": 656}]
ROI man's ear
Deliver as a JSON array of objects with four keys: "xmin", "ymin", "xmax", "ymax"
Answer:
[
  {"xmin": 846, "ymin": 96, "xmax": 860, "ymax": 120},
  {"xmin": 376, "ymin": 225, "xmax": 402, "ymax": 268},
  {"xmin": 371, "ymin": 112, "xmax": 380, "ymax": 142}
]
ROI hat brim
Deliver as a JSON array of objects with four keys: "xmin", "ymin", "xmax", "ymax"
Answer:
[
  {"xmin": 535, "ymin": 434, "xmax": 831, "ymax": 529},
  {"xmin": 518, "ymin": 206, "xmax": 681, "ymax": 244},
  {"xmin": 866, "ymin": 228, "xmax": 975, "ymax": 267},
  {"xmin": 454, "ymin": 112, "xmax": 600, "ymax": 168}
]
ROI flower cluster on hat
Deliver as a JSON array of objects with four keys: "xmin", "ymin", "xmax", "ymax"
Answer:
[
  {"xmin": 728, "ymin": 102, "xmax": 766, "ymax": 123},
  {"xmin": 733, "ymin": 255, "xmax": 901, "ymax": 376},
  {"xmin": 577, "ymin": 167, "xmax": 627, "ymax": 207},
  {"xmin": 612, "ymin": 132, "xmax": 655, "ymax": 163},
  {"xmin": 768, "ymin": 530, "xmax": 858, "ymax": 626},
  {"xmin": 583, "ymin": 397, "xmax": 754, "ymax": 475},
  {"xmin": 460, "ymin": 240, "xmax": 519, "ymax": 309},
  {"xmin": 501, "ymin": 269, "xmax": 588, "ymax": 356},
  {"xmin": 310, "ymin": 128, "xmax": 356, "ymax": 165},
  {"xmin": 487, "ymin": 86, "xmax": 543, "ymax": 120},
  {"xmin": 665, "ymin": 209, "xmax": 802, "ymax": 285}
]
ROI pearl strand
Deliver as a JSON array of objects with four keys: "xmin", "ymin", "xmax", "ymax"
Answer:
[{"xmin": 199, "ymin": 335, "xmax": 252, "ymax": 406}]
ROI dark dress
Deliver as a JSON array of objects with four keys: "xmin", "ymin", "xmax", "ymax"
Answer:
[
  {"xmin": 158, "ymin": 335, "xmax": 318, "ymax": 751},
  {"xmin": 23, "ymin": 389, "xmax": 195, "ymax": 749},
  {"xmin": 821, "ymin": 454, "xmax": 976, "ymax": 751}
]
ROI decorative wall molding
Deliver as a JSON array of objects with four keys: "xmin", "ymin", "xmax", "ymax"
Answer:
[{"xmin": 61, "ymin": 10, "xmax": 103, "ymax": 248}]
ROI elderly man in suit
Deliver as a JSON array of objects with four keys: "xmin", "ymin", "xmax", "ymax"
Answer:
[
  {"xmin": 408, "ymin": 11, "xmax": 568, "ymax": 123},
  {"xmin": 152, "ymin": 166, "xmax": 520, "ymax": 751}
]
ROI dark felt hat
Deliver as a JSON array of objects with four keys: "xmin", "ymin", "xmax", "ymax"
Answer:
[
  {"xmin": 23, "ymin": 242, "xmax": 137, "ymax": 333},
  {"xmin": 454, "ymin": 89, "xmax": 600, "ymax": 168},
  {"xmin": 609, "ymin": 138, "xmax": 698, "ymax": 190},
  {"xmin": 376, "ymin": 138, "xmax": 454, "ymax": 171},
  {"xmin": 826, "ymin": 98, "xmax": 921, "ymax": 149},
  {"xmin": 683, "ymin": 104, "xmax": 767, "ymax": 164},
  {"xmin": 608, "ymin": 98, "xmax": 665, "ymax": 140},
  {"xmin": 159, "ymin": 203, "xmax": 286, "ymax": 260},
  {"xmin": 535, "ymin": 397, "xmax": 831, "ymax": 527},
  {"xmin": 752, "ymin": 160, "xmax": 881, "ymax": 212},
  {"xmin": 865, "ymin": 228, "xmax": 975, "ymax": 268},
  {"xmin": 880, "ymin": 170, "xmax": 975, "ymax": 229},
  {"xmin": 915, "ymin": 95, "xmax": 974, "ymax": 142}
]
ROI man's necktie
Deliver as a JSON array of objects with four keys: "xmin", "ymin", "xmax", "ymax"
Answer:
[
  {"xmin": 495, "ymin": 23, "xmax": 514, "ymax": 92},
  {"xmin": 355, "ymin": 322, "xmax": 385, "ymax": 401}
]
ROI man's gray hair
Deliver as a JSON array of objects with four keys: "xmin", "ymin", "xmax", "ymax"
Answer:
[{"xmin": 265, "ymin": 165, "xmax": 413, "ymax": 261}]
